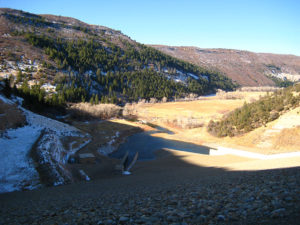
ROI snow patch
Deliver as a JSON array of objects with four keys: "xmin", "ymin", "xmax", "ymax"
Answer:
[
  {"xmin": 41, "ymin": 83, "xmax": 56, "ymax": 93},
  {"xmin": 0, "ymin": 126, "xmax": 42, "ymax": 193},
  {"xmin": 98, "ymin": 143, "xmax": 117, "ymax": 155},
  {"xmin": 98, "ymin": 131, "xmax": 120, "ymax": 155},
  {"xmin": 187, "ymin": 73, "xmax": 199, "ymax": 80},
  {"xmin": 200, "ymin": 75, "xmax": 209, "ymax": 80},
  {"xmin": 22, "ymin": 107, "xmax": 81, "ymax": 136},
  {"xmin": 79, "ymin": 170, "xmax": 90, "ymax": 181},
  {"xmin": 69, "ymin": 139, "xmax": 91, "ymax": 153},
  {"xmin": 0, "ymin": 94, "xmax": 14, "ymax": 104},
  {"xmin": 0, "ymin": 95, "xmax": 90, "ymax": 192},
  {"xmin": 34, "ymin": 130, "xmax": 74, "ymax": 186},
  {"xmin": 122, "ymin": 171, "xmax": 131, "ymax": 175}
]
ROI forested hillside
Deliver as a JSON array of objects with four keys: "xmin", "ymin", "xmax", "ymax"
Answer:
[
  {"xmin": 0, "ymin": 8, "xmax": 235, "ymax": 107},
  {"xmin": 208, "ymin": 84, "xmax": 300, "ymax": 137}
]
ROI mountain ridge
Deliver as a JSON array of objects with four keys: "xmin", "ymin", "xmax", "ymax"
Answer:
[
  {"xmin": 151, "ymin": 45, "xmax": 300, "ymax": 86},
  {"xmin": 0, "ymin": 8, "xmax": 235, "ymax": 106}
]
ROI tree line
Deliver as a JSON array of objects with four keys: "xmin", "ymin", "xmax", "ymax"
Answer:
[{"xmin": 208, "ymin": 84, "xmax": 300, "ymax": 137}]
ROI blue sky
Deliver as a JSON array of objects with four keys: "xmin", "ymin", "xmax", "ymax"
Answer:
[{"xmin": 1, "ymin": 0, "xmax": 299, "ymax": 55}]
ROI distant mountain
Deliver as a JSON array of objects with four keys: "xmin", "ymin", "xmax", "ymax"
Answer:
[
  {"xmin": 151, "ymin": 45, "xmax": 300, "ymax": 87},
  {"xmin": 0, "ymin": 8, "xmax": 235, "ymax": 106}
]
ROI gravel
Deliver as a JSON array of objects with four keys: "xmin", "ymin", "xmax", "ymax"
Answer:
[{"xmin": 0, "ymin": 167, "xmax": 299, "ymax": 224}]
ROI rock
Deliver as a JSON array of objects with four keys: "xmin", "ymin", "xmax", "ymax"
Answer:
[
  {"xmin": 270, "ymin": 208, "xmax": 286, "ymax": 218},
  {"xmin": 200, "ymin": 208, "xmax": 211, "ymax": 215},
  {"xmin": 217, "ymin": 214, "xmax": 226, "ymax": 221},
  {"xmin": 166, "ymin": 215, "xmax": 177, "ymax": 222},
  {"xmin": 105, "ymin": 219, "xmax": 114, "ymax": 224},
  {"xmin": 197, "ymin": 215, "xmax": 207, "ymax": 222},
  {"xmin": 284, "ymin": 196, "xmax": 293, "ymax": 202},
  {"xmin": 153, "ymin": 212, "xmax": 164, "ymax": 218},
  {"xmin": 146, "ymin": 216, "xmax": 159, "ymax": 223},
  {"xmin": 119, "ymin": 216, "xmax": 129, "ymax": 222}
]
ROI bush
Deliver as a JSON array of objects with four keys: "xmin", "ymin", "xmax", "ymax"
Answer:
[
  {"xmin": 122, "ymin": 103, "xmax": 139, "ymax": 119},
  {"xmin": 169, "ymin": 116, "xmax": 204, "ymax": 129},
  {"xmin": 69, "ymin": 102, "xmax": 122, "ymax": 120},
  {"xmin": 0, "ymin": 100, "xmax": 26, "ymax": 134}
]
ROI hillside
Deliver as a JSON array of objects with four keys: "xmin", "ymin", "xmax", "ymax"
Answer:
[
  {"xmin": 208, "ymin": 84, "xmax": 300, "ymax": 137},
  {"xmin": 0, "ymin": 94, "xmax": 91, "ymax": 192},
  {"xmin": 1, "ymin": 93, "xmax": 300, "ymax": 223},
  {"xmin": 151, "ymin": 45, "xmax": 300, "ymax": 87},
  {"xmin": 0, "ymin": 8, "xmax": 235, "ymax": 106}
]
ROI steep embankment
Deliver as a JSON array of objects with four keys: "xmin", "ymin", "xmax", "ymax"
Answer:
[
  {"xmin": 152, "ymin": 45, "xmax": 300, "ymax": 86},
  {"xmin": 0, "ymin": 95, "xmax": 89, "ymax": 193}
]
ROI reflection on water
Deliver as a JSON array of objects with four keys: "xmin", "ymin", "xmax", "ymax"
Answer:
[{"xmin": 109, "ymin": 126, "xmax": 209, "ymax": 161}]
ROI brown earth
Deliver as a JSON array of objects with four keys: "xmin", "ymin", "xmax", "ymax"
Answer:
[
  {"xmin": 0, "ymin": 97, "xmax": 300, "ymax": 224},
  {"xmin": 151, "ymin": 45, "xmax": 300, "ymax": 86},
  {"xmin": 0, "ymin": 98, "xmax": 25, "ymax": 133},
  {"xmin": 0, "ymin": 146, "xmax": 299, "ymax": 224}
]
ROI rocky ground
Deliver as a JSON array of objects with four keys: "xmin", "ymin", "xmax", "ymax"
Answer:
[{"xmin": 0, "ymin": 165, "xmax": 299, "ymax": 224}]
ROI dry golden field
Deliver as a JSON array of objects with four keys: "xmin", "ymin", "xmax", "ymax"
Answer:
[
  {"xmin": 232, "ymin": 106, "xmax": 300, "ymax": 154},
  {"xmin": 133, "ymin": 91, "xmax": 266, "ymax": 128},
  {"xmin": 125, "ymin": 91, "xmax": 300, "ymax": 154}
]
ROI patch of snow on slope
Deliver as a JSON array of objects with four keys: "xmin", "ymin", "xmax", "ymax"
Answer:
[
  {"xmin": 69, "ymin": 139, "xmax": 91, "ymax": 153},
  {"xmin": 98, "ymin": 144, "xmax": 117, "ymax": 156},
  {"xmin": 0, "ymin": 95, "xmax": 90, "ymax": 192},
  {"xmin": 79, "ymin": 170, "xmax": 90, "ymax": 181},
  {"xmin": 22, "ymin": 107, "xmax": 82, "ymax": 136},
  {"xmin": 0, "ymin": 126, "xmax": 41, "ymax": 193},
  {"xmin": 98, "ymin": 131, "xmax": 120, "ymax": 155},
  {"xmin": 0, "ymin": 94, "xmax": 14, "ymax": 104},
  {"xmin": 172, "ymin": 71, "xmax": 187, "ymax": 83},
  {"xmin": 34, "ymin": 130, "xmax": 73, "ymax": 186},
  {"xmin": 187, "ymin": 73, "xmax": 199, "ymax": 80}
]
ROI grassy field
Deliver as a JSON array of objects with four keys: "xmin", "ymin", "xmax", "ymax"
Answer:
[
  {"xmin": 232, "ymin": 106, "xmax": 300, "ymax": 153},
  {"xmin": 129, "ymin": 91, "xmax": 300, "ymax": 154},
  {"xmin": 136, "ymin": 91, "xmax": 266, "ymax": 124}
]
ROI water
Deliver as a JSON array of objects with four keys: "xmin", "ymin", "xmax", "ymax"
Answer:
[{"xmin": 109, "ymin": 127, "xmax": 210, "ymax": 161}]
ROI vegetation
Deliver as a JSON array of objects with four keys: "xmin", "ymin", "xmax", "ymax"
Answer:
[
  {"xmin": 0, "ymin": 77, "xmax": 64, "ymax": 113},
  {"xmin": 208, "ymin": 84, "xmax": 300, "ymax": 137},
  {"xmin": 4, "ymin": 13, "xmax": 53, "ymax": 27},
  {"xmin": 19, "ymin": 30, "xmax": 235, "ymax": 103},
  {"xmin": 0, "ymin": 99, "xmax": 26, "ymax": 133},
  {"xmin": 3, "ymin": 10, "xmax": 237, "ymax": 109},
  {"xmin": 69, "ymin": 103, "xmax": 122, "ymax": 120},
  {"xmin": 266, "ymin": 75, "xmax": 295, "ymax": 88}
]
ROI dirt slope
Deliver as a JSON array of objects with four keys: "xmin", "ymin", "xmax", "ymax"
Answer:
[{"xmin": 151, "ymin": 45, "xmax": 300, "ymax": 86}]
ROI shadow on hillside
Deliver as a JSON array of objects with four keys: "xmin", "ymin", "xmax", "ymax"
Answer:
[
  {"xmin": 67, "ymin": 119, "xmax": 219, "ymax": 181},
  {"xmin": 0, "ymin": 119, "xmax": 299, "ymax": 225},
  {"xmin": 109, "ymin": 131, "xmax": 210, "ymax": 162},
  {"xmin": 0, "ymin": 136, "xmax": 299, "ymax": 225},
  {"xmin": 63, "ymin": 120, "xmax": 300, "ymax": 190}
]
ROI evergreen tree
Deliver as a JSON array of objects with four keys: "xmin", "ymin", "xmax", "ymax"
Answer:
[
  {"xmin": 95, "ymin": 94, "xmax": 99, "ymax": 104},
  {"xmin": 89, "ymin": 95, "xmax": 95, "ymax": 105},
  {"xmin": 3, "ymin": 78, "xmax": 12, "ymax": 98}
]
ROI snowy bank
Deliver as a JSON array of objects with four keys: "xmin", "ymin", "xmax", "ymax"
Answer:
[
  {"xmin": 0, "ymin": 95, "xmax": 90, "ymax": 193},
  {"xmin": 0, "ymin": 126, "xmax": 42, "ymax": 193}
]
